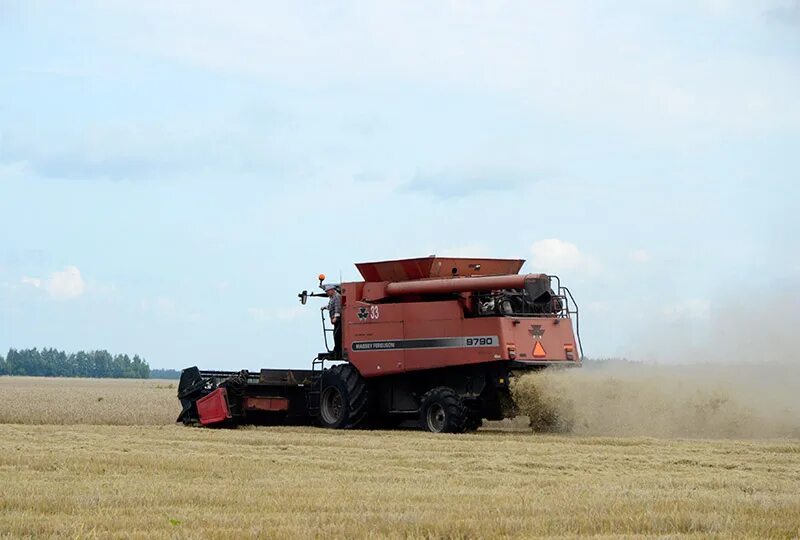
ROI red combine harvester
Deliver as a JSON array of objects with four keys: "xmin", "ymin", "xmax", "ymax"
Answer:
[{"xmin": 177, "ymin": 256, "xmax": 583, "ymax": 432}]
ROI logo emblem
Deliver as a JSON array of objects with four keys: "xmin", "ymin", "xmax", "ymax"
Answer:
[
  {"xmin": 357, "ymin": 307, "xmax": 368, "ymax": 321},
  {"xmin": 528, "ymin": 324, "xmax": 545, "ymax": 339}
]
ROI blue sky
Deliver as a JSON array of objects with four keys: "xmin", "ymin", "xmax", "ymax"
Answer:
[{"xmin": 1, "ymin": 1, "xmax": 798, "ymax": 370}]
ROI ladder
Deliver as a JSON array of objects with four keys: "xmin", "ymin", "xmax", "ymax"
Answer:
[{"xmin": 307, "ymin": 354, "xmax": 327, "ymax": 418}]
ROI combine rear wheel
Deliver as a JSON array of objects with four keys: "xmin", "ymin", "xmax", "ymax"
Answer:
[
  {"xmin": 318, "ymin": 363, "xmax": 368, "ymax": 429},
  {"xmin": 419, "ymin": 387, "xmax": 467, "ymax": 433}
]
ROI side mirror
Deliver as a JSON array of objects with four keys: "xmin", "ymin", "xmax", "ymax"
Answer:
[{"xmin": 298, "ymin": 290, "xmax": 308, "ymax": 305}]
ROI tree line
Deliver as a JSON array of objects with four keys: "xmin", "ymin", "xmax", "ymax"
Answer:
[
  {"xmin": 150, "ymin": 368, "xmax": 181, "ymax": 380},
  {"xmin": 0, "ymin": 348, "xmax": 150, "ymax": 379}
]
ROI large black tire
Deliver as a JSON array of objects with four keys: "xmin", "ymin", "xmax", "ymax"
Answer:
[
  {"xmin": 318, "ymin": 363, "xmax": 368, "ymax": 429},
  {"xmin": 419, "ymin": 387, "xmax": 468, "ymax": 433}
]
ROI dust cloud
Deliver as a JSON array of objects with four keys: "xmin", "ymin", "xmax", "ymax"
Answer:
[
  {"xmin": 512, "ymin": 361, "xmax": 800, "ymax": 439},
  {"xmin": 512, "ymin": 283, "xmax": 800, "ymax": 439}
]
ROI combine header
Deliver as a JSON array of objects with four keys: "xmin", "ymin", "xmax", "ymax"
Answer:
[{"xmin": 178, "ymin": 256, "xmax": 582, "ymax": 432}]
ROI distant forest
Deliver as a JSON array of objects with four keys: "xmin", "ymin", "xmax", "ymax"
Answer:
[
  {"xmin": 150, "ymin": 368, "xmax": 181, "ymax": 379},
  {"xmin": 0, "ymin": 348, "xmax": 158, "ymax": 379}
]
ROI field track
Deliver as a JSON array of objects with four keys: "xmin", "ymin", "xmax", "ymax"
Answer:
[{"xmin": 1, "ymin": 377, "xmax": 799, "ymax": 538}]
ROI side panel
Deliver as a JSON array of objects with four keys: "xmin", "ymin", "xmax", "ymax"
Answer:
[
  {"xmin": 243, "ymin": 396, "xmax": 290, "ymax": 412},
  {"xmin": 346, "ymin": 302, "xmax": 405, "ymax": 377},
  {"xmin": 404, "ymin": 301, "xmax": 503, "ymax": 371},
  {"xmin": 345, "ymin": 298, "xmax": 580, "ymax": 375},
  {"xmin": 350, "ymin": 300, "xmax": 506, "ymax": 374}
]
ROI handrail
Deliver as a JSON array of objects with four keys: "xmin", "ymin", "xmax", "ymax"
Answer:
[
  {"xmin": 320, "ymin": 309, "xmax": 337, "ymax": 354},
  {"xmin": 546, "ymin": 276, "xmax": 584, "ymax": 359},
  {"xmin": 561, "ymin": 286, "xmax": 584, "ymax": 360}
]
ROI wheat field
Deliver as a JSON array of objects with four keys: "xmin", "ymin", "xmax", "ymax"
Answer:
[
  {"xmin": 0, "ymin": 377, "xmax": 177, "ymax": 425},
  {"xmin": 1, "ymin": 375, "xmax": 799, "ymax": 538}
]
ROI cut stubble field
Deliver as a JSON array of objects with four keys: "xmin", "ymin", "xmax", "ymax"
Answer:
[{"xmin": 1, "ymin": 375, "xmax": 799, "ymax": 538}]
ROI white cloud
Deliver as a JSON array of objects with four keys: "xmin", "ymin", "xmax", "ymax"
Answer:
[
  {"xmin": 530, "ymin": 239, "xmax": 596, "ymax": 273},
  {"xmin": 629, "ymin": 249, "xmax": 650, "ymax": 263},
  {"xmin": 21, "ymin": 266, "xmax": 86, "ymax": 300},
  {"xmin": 47, "ymin": 267, "xmax": 86, "ymax": 299}
]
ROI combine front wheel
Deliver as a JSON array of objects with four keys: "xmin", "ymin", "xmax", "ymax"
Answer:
[
  {"xmin": 419, "ymin": 387, "xmax": 467, "ymax": 433},
  {"xmin": 318, "ymin": 364, "xmax": 368, "ymax": 429}
]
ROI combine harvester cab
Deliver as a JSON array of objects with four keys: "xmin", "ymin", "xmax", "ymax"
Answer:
[{"xmin": 177, "ymin": 256, "xmax": 582, "ymax": 432}]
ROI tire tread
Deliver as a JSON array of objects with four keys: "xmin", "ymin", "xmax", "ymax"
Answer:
[
  {"xmin": 324, "ymin": 363, "xmax": 368, "ymax": 429},
  {"xmin": 419, "ymin": 386, "xmax": 468, "ymax": 433}
]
